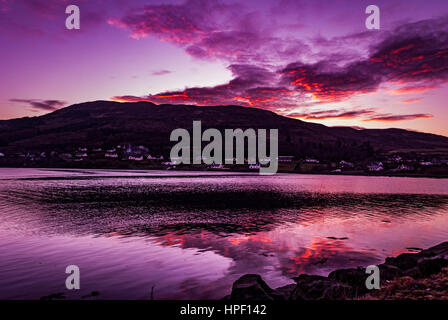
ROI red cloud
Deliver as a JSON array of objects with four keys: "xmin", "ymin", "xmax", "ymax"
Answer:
[
  {"xmin": 281, "ymin": 17, "xmax": 448, "ymax": 102},
  {"xmin": 281, "ymin": 62, "xmax": 380, "ymax": 102},
  {"xmin": 112, "ymin": 63, "xmax": 302, "ymax": 112},
  {"xmin": 283, "ymin": 108, "xmax": 434, "ymax": 123},
  {"xmin": 108, "ymin": 4, "xmax": 205, "ymax": 43},
  {"xmin": 399, "ymin": 97, "xmax": 424, "ymax": 104},
  {"xmin": 110, "ymin": 6, "xmax": 448, "ymax": 122},
  {"xmin": 287, "ymin": 109, "xmax": 434, "ymax": 123},
  {"xmin": 388, "ymin": 84, "xmax": 438, "ymax": 95}
]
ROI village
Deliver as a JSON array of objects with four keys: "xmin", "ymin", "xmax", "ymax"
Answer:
[{"xmin": 1, "ymin": 144, "xmax": 448, "ymax": 177}]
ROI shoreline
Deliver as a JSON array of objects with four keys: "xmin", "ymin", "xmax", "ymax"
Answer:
[
  {"xmin": 1, "ymin": 166, "xmax": 448, "ymax": 179},
  {"xmin": 224, "ymin": 241, "xmax": 448, "ymax": 300}
]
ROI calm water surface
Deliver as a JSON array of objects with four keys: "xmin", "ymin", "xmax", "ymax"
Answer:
[{"xmin": 0, "ymin": 168, "xmax": 448, "ymax": 299}]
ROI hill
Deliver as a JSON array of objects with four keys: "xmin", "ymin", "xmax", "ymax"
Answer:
[{"xmin": 0, "ymin": 100, "xmax": 447, "ymax": 162}]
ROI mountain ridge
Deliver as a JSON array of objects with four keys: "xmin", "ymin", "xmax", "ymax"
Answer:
[{"xmin": 0, "ymin": 100, "xmax": 447, "ymax": 161}]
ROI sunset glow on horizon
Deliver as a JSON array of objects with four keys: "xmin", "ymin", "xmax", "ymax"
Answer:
[{"xmin": 1, "ymin": 0, "xmax": 448, "ymax": 136}]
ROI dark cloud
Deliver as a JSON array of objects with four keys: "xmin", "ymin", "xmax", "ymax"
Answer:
[
  {"xmin": 109, "ymin": 0, "xmax": 309, "ymax": 64},
  {"xmin": 364, "ymin": 113, "xmax": 433, "ymax": 122},
  {"xmin": 108, "ymin": 0, "xmax": 229, "ymax": 42},
  {"xmin": 287, "ymin": 108, "xmax": 433, "ymax": 122},
  {"xmin": 282, "ymin": 16, "xmax": 448, "ymax": 102},
  {"xmin": 281, "ymin": 60, "xmax": 382, "ymax": 102},
  {"xmin": 369, "ymin": 17, "xmax": 448, "ymax": 83},
  {"xmin": 152, "ymin": 69, "xmax": 172, "ymax": 76},
  {"xmin": 110, "ymin": 2, "xmax": 447, "ymax": 123},
  {"xmin": 0, "ymin": 0, "xmax": 112, "ymax": 39},
  {"xmin": 10, "ymin": 99, "xmax": 66, "ymax": 111},
  {"xmin": 109, "ymin": 3, "xmax": 205, "ymax": 43}
]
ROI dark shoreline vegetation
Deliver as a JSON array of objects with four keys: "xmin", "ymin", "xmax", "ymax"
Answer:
[{"xmin": 224, "ymin": 242, "xmax": 448, "ymax": 300}]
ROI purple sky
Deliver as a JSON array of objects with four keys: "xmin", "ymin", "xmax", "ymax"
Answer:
[{"xmin": 1, "ymin": 0, "xmax": 448, "ymax": 136}]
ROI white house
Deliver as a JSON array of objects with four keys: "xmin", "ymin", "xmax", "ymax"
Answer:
[
  {"xmin": 392, "ymin": 164, "xmax": 413, "ymax": 172},
  {"xmin": 259, "ymin": 157, "xmax": 271, "ymax": 164},
  {"xmin": 60, "ymin": 153, "xmax": 73, "ymax": 159},
  {"xmin": 279, "ymin": 156, "xmax": 294, "ymax": 162},
  {"xmin": 138, "ymin": 146, "xmax": 149, "ymax": 153},
  {"xmin": 105, "ymin": 153, "xmax": 118, "ymax": 158},
  {"xmin": 147, "ymin": 155, "xmax": 164, "ymax": 160},
  {"xmin": 209, "ymin": 164, "xmax": 225, "ymax": 169},
  {"xmin": 389, "ymin": 155, "xmax": 402, "ymax": 162},
  {"xmin": 128, "ymin": 155, "xmax": 143, "ymax": 161},
  {"xmin": 367, "ymin": 162, "xmax": 384, "ymax": 171},
  {"xmin": 339, "ymin": 160, "xmax": 354, "ymax": 168},
  {"xmin": 75, "ymin": 152, "xmax": 88, "ymax": 158},
  {"xmin": 162, "ymin": 161, "xmax": 178, "ymax": 166}
]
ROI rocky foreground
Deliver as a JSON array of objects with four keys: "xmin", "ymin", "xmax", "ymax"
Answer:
[{"xmin": 224, "ymin": 242, "xmax": 448, "ymax": 300}]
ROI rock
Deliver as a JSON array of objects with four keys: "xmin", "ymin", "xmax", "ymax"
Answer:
[
  {"xmin": 40, "ymin": 292, "xmax": 66, "ymax": 300},
  {"xmin": 418, "ymin": 241, "xmax": 448, "ymax": 259},
  {"xmin": 274, "ymin": 284, "xmax": 296, "ymax": 300},
  {"xmin": 82, "ymin": 291, "xmax": 100, "ymax": 299},
  {"xmin": 224, "ymin": 242, "xmax": 448, "ymax": 300},
  {"xmin": 417, "ymin": 258, "xmax": 448, "ymax": 277},
  {"xmin": 385, "ymin": 242, "xmax": 448, "ymax": 278},
  {"xmin": 290, "ymin": 274, "xmax": 354, "ymax": 300},
  {"xmin": 403, "ymin": 266, "xmax": 421, "ymax": 278},
  {"xmin": 229, "ymin": 274, "xmax": 284, "ymax": 300},
  {"xmin": 385, "ymin": 253, "xmax": 419, "ymax": 271},
  {"xmin": 383, "ymin": 276, "xmax": 416, "ymax": 296},
  {"xmin": 327, "ymin": 267, "xmax": 368, "ymax": 296},
  {"xmin": 378, "ymin": 263, "xmax": 404, "ymax": 281}
]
